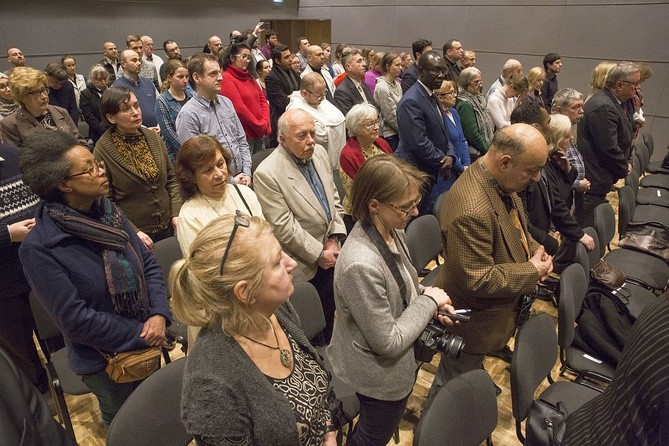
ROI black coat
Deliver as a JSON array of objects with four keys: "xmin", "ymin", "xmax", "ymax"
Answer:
[
  {"xmin": 79, "ymin": 84, "xmax": 107, "ymax": 143},
  {"xmin": 265, "ymin": 64, "xmax": 300, "ymax": 146}
]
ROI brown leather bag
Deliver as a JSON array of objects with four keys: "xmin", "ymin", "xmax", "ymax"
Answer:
[
  {"xmin": 103, "ymin": 347, "xmax": 161, "ymax": 383},
  {"xmin": 618, "ymin": 222, "xmax": 669, "ymax": 262},
  {"xmin": 590, "ymin": 259, "xmax": 627, "ymax": 291}
]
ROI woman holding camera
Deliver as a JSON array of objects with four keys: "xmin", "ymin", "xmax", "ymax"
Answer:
[{"xmin": 326, "ymin": 154, "xmax": 456, "ymax": 445}]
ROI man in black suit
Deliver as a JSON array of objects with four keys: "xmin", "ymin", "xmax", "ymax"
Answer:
[
  {"xmin": 333, "ymin": 48, "xmax": 375, "ymax": 117},
  {"xmin": 265, "ymin": 44, "xmax": 301, "ymax": 147},
  {"xmin": 400, "ymin": 38, "xmax": 432, "ymax": 94},
  {"xmin": 575, "ymin": 62, "xmax": 639, "ymax": 227}
]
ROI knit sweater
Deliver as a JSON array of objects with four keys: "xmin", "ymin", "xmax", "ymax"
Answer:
[{"xmin": 219, "ymin": 65, "xmax": 271, "ymax": 140}]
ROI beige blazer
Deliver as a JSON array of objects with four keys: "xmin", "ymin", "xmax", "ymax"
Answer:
[{"xmin": 254, "ymin": 144, "xmax": 346, "ymax": 281}]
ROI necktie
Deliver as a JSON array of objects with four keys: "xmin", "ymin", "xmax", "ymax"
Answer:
[
  {"xmin": 509, "ymin": 207, "xmax": 530, "ymax": 259},
  {"xmin": 357, "ymin": 84, "xmax": 368, "ymax": 103}
]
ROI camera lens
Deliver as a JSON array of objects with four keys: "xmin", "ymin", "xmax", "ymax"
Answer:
[{"xmin": 437, "ymin": 333, "xmax": 465, "ymax": 359}]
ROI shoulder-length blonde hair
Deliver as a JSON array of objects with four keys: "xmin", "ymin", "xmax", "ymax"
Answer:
[
  {"xmin": 169, "ymin": 214, "xmax": 274, "ymax": 336},
  {"xmin": 9, "ymin": 67, "xmax": 47, "ymax": 105},
  {"xmin": 546, "ymin": 113, "xmax": 572, "ymax": 154}
]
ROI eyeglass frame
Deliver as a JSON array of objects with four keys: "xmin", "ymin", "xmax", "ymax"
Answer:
[
  {"xmin": 380, "ymin": 198, "xmax": 421, "ymax": 218},
  {"xmin": 436, "ymin": 90, "xmax": 458, "ymax": 97},
  {"xmin": 65, "ymin": 160, "xmax": 106, "ymax": 179},
  {"xmin": 26, "ymin": 87, "xmax": 50, "ymax": 96},
  {"xmin": 620, "ymin": 80, "xmax": 640, "ymax": 88},
  {"xmin": 219, "ymin": 210, "xmax": 251, "ymax": 275}
]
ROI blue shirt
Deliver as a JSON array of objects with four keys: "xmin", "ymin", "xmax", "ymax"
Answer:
[
  {"xmin": 155, "ymin": 89, "xmax": 192, "ymax": 162},
  {"xmin": 175, "ymin": 92, "xmax": 252, "ymax": 178},
  {"xmin": 113, "ymin": 75, "xmax": 159, "ymax": 127}
]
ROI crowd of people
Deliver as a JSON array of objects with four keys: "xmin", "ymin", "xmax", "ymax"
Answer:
[{"xmin": 0, "ymin": 25, "xmax": 661, "ymax": 445}]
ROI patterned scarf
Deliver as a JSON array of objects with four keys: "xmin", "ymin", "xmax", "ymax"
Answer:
[
  {"xmin": 0, "ymin": 97, "xmax": 19, "ymax": 118},
  {"xmin": 45, "ymin": 197, "xmax": 149, "ymax": 321},
  {"xmin": 111, "ymin": 130, "xmax": 159, "ymax": 181},
  {"xmin": 458, "ymin": 90, "xmax": 495, "ymax": 145}
]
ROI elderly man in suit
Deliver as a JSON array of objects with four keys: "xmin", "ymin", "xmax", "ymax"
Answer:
[
  {"xmin": 396, "ymin": 50, "xmax": 455, "ymax": 214},
  {"xmin": 254, "ymin": 109, "xmax": 346, "ymax": 343},
  {"xmin": 426, "ymin": 124, "xmax": 553, "ymax": 401},
  {"xmin": 265, "ymin": 44, "xmax": 301, "ymax": 147},
  {"xmin": 333, "ymin": 48, "xmax": 375, "ymax": 118},
  {"xmin": 575, "ymin": 61, "xmax": 638, "ymax": 228}
]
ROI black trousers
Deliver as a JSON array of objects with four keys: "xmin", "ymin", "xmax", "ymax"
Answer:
[
  {"xmin": 347, "ymin": 392, "xmax": 410, "ymax": 446},
  {"xmin": 575, "ymin": 192, "xmax": 607, "ymax": 229},
  {"xmin": 309, "ymin": 266, "xmax": 335, "ymax": 344}
]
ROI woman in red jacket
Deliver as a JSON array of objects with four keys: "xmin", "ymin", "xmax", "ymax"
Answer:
[{"xmin": 219, "ymin": 39, "xmax": 271, "ymax": 155}]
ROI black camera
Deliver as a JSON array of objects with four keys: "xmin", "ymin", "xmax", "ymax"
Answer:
[{"xmin": 414, "ymin": 319, "xmax": 465, "ymax": 363}]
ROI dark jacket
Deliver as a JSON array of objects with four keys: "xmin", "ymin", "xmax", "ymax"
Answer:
[
  {"xmin": 79, "ymin": 84, "xmax": 107, "ymax": 143},
  {"xmin": 18, "ymin": 201, "xmax": 171, "ymax": 375},
  {"xmin": 400, "ymin": 64, "xmax": 418, "ymax": 94},
  {"xmin": 265, "ymin": 64, "xmax": 300, "ymax": 146},
  {"xmin": 48, "ymin": 81, "xmax": 79, "ymax": 123},
  {"xmin": 333, "ymin": 76, "xmax": 375, "ymax": 118},
  {"xmin": 0, "ymin": 105, "xmax": 86, "ymax": 148}
]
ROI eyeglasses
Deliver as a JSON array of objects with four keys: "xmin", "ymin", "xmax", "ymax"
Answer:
[
  {"xmin": 66, "ymin": 160, "xmax": 105, "ymax": 179},
  {"xmin": 219, "ymin": 211, "xmax": 250, "ymax": 275},
  {"xmin": 235, "ymin": 54, "xmax": 251, "ymax": 61},
  {"xmin": 437, "ymin": 90, "xmax": 457, "ymax": 97},
  {"xmin": 470, "ymin": 80, "xmax": 482, "ymax": 86},
  {"xmin": 364, "ymin": 120, "xmax": 380, "ymax": 129},
  {"xmin": 0, "ymin": 84, "xmax": 9, "ymax": 90},
  {"xmin": 26, "ymin": 87, "xmax": 50, "ymax": 96},
  {"xmin": 306, "ymin": 90, "xmax": 326, "ymax": 101},
  {"xmin": 381, "ymin": 198, "xmax": 421, "ymax": 218},
  {"xmin": 620, "ymin": 80, "xmax": 640, "ymax": 87}
]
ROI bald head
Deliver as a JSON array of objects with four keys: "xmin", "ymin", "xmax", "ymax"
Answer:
[
  {"xmin": 140, "ymin": 35, "xmax": 154, "ymax": 57},
  {"xmin": 300, "ymin": 72, "xmax": 326, "ymax": 106},
  {"xmin": 502, "ymin": 59, "xmax": 523, "ymax": 81},
  {"xmin": 484, "ymin": 124, "xmax": 548, "ymax": 193},
  {"xmin": 306, "ymin": 45, "xmax": 325, "ymax": 69},
  {"xmin": 278, "ymin": 109, "xmax": 317, "ymax": 160},
  {"xmin": 208, "ymin": 36, "xmax": 223, "ymax": 55},
  {"xmin": 7, "ymin": 48, "xmax": 25, "ymax": 67}
]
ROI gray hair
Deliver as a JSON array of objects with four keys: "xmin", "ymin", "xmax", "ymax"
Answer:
[
  {"xmin": 551, "ymin": 88, "xmax": 583, "ymax": 113},
  {"xmin": 88, "ymin": 64, "xmax": 109, "ymax": 81},
  {"xmin": 19, "ymin": 131, "xmax": 79, "ymax": 203},
  {"xmin": 502, "ymin": 59, "xmax": 522, "ymax": 75},
  {"xmin": 605, "ymin": 62, "xmax": 640, "ymax": 88},
  {"xmin": 345, "ymin": 103, "xmax": 379, "ymax": 137},
  {"xmin": 458, "ymin": 67, "xmax": 481, "ymax": 90},
  {"xmin": 341, "ymin": 47, "xmax": 360, "ymax": 68}
]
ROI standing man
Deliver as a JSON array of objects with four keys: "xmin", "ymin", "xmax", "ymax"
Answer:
[
  {"xmin": 113, "ymin": 49, "xmax": 159, "ymax": 128},
  {"xmin": 141, "ymin": 36, "xmax": 164, "ymax": 85},
  {"xmin": 260, "ymin": 29, "xmax": 279, "ymax": 62},
  {"xmin": 541, "ymin": 53, "xmax": 562, "ymax": 111},
  {"xmin": 486, "ymin": 59, "xmax": 523, "ymax": 99},
  {"xmin": 265, "ymin": 44, "xmax": 301, "ymax": 148},
  {"xmin": 575, "ymin": 62, "xmax": 638, "ymax": 227},
  {"xmin": 295, "ymin": 37, "xmax": 310, "ymax": 72},
  {"xmin": 401, "ymin": 39, "xmax": 432, "ymax": 94},
  {"xmin": 160, "ymin": 39, "xmax": 182, "ymax": 80},
  {"xmin": 333, "ymin": 48, "xmax": 375, "ymax": 118},
  {"xmin": 461, "ymin": 50, "xmax": 476, "ymax": 69},
  {"xmin": 427, "ymin": 124, "xmax": 552, "ymax": 400},
  {"xmin": 6, "ymin": 48, "xmax": 25, "ymax": 70},
  {"xmin": 207, "ymin": 36, "xmax": 224, "ymax": 56},
  {"xmin": 254, "ymin": 109, "xmax": 346, "ymax": 343},
  {"xmin": 396, "ymin": 51, "xmax": 455, "ymax": 214},
  {"xmin": 442, "ymin": 39, "xmax": 463, "ymax": 82},
  {"xmin": 100, "ymin": 42, "xmax": 121, "ymax": 84},
  {"xmin": 126, "ymin": 34, "xmax": 159, "ymax": 89},
  {"xmin": 44, "ymin": 63, "xmax": 79, "ymax": 124},
  {"xmin": 176, "ymin": 53, "xmax": 252, "ymax": 186},
  {"xmin": 301, "ymin": 45, "xmax": 335, "ymax": 102}
]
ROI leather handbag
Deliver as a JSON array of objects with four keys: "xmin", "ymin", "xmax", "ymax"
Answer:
[
  {"xmin": 618, "ymin": 222, "xmax": 669, "ymax": 262},
  {"xmin": 525, "ymin": 398, "xmax": 568, "ymax": 446},
  {"xmin": 590, "ymin": 259, "xmax": 626, "ymax": 291},
  {"xmin": 103, "ymin": 347, "xmax": 161, "ymax": 383}
]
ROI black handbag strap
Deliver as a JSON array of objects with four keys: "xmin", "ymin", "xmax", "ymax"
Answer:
[{"xmin": 232, "ymin": 183, "xmax": 253, "ymax": 216}]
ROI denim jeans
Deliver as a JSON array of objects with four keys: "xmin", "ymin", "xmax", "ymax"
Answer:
[{"xmin": 81, "ymin": 368, "xmax": 141, "ymax": 428}]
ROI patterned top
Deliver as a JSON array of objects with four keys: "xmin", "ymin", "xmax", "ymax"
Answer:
[
  {"xmin": 155, "ymin": 89, "xmax": 192, "ymax": 162},
  {"xmin": 566, "ymin": 141, "xmax": 586, "ymax": 190},
  {"xmin": 268, "ymin": 332, "xmax": 331, "ymax": 446}
]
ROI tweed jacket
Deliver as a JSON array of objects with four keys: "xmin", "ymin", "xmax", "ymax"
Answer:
[
  {"xmin": 327, "ymin": 223, "xmax": 437, "ymax": 401},
  {"xmin": 436, "ymin": 160, "xmax": 540, "ymax": 355},
  {"xmin": 577, "ymin": 89, "xmax": 633, "ymax": 195},
  {"xmin": 254, "ymin": 144, "xmax": 346, "ymax": 281},
  {"xmin": 93, "ymin": 128, "xmax": 182, "ymax": 234},
  {"xmin": 0, "ymin": 105, "xmax": 86, "ymax": 148}
]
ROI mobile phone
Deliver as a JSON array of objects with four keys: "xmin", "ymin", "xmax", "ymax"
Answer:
[
  {"xmin": 260, "ymin": 23, "xmax": 271, "ymax": 30},
  {"xmin": 438, "ymin": 311, "xmax": 471, "ymax": 322}
]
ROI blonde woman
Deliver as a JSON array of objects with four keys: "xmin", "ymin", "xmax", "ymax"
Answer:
[{"xmin": 520, "ymin": 67, "xmax": 545, "ymax": 108}]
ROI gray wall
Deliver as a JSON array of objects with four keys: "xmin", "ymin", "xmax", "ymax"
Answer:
[
  {"xmin": 1, "ymin": 0, "xmax": 667, "ymax": 156},
  {"xmin": 299, "ymin": 0, "xmax": 669, "ymax": 159}
]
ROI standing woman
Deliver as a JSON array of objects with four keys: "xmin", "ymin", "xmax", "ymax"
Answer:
[
  {"xmin": 456, "ymin": 67, "xmax": 494, "ymax": 158},
  {"xmin": 364, "ymin": 52, "xmax": 384, "ymax": 97},
  {"xmin": 80, "ymin": 64, "xmax": 110, "ymax": 144},
  {"xmin": 429, "ymin": 80, "xmax": 471, "ymax": 207},
  {"xmin": 61, "ymin": 55, "xmax": 86, "ymax": 107},
  {"xmin": 327, "ymin": 154, "xmax": 455, "ymax": 446},
  {"xmin": 331, "ymin": 43, "xmax": 347, "ymax": 77},
  {"xmin": 18, "ymin": 130, "xmax": 171, "ymax": 428},
  {"xmin": 219, "ymin": 41, "xmax": 271, "ymax": 155},
  {"xmin": 155, "ymin": 59, "xmax": 191, "ymax": 163},
  {"xmin": 95, "ymin": 86, "xmax": 181, "ymax": 248},
  {"xmin": 171, "ymin": 214, "xmax": 338, "ymax": 445},
  {"xmin": 255, "ymin": 59, "xmax": 271, "ymax": 98},
  {"xmin": 373, "ymin": 52, "xmax": 403, "ymax": 151},
  {"xmin": 520, "ymin": 67, "xmax": 545, "ymax": 108},
  {"xmin": 486, "ymin": 75, "xmax": 528, "ymax": 130},
  {"xmin": 321, "ymin": 43, "xmax": 336, "ymax": 78}
]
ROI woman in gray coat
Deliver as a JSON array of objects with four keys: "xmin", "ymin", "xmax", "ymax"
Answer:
[{"xmin": 326, "ymin": 154, "xmax": 456, "ymax": 445}]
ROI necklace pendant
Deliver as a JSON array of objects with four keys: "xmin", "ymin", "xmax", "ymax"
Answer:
[{"xmin": 279, "ymin": 349, "xmax": 292, "ymax": 368}]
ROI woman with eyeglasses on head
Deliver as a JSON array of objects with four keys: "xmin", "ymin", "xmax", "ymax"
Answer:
[
  {"xmin": 18, "ymin": 130, "xmax": 171, "ymax": 429},
  {"xmin": 219, "ymin": 38, "xmax": 271, "ymax": 156},
  {"xmin": 172, "ymin": 213, "xmax": 339, "ymax": 446},
  {"xmin": 428, "ymin": 79, "xmax": 471, "ymax": 208},
  {"xmin": 94, "ymin": 86, "xmax": 182, "ymax": 249},
  {"xmin": 455, "ymin": 67, "xmax": 494, "ymax": 159},
  {"xmin": 338, "ymin": 103, "xmax": 393, "ymax": 232},
  {"xmin": 327, "ymin": 154, "xmax": 457, "ymax": 446},
  {"xmin": 0, "ymin": 67, "xmax": 86, "ymax": 148}
]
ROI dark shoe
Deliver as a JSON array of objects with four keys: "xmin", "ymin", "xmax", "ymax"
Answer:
[
  {"xmin": 487, "ymin": 345, "xmax": 513, "ymax": 363},
  {"xmin": 494, "ymin": 382, "xmax": 502, "ymax": 396}
]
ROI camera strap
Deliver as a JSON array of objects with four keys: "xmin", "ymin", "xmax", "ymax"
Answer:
[{"xmin": 361, "ymin": 222, "xmax": 415, "ymax": 309}]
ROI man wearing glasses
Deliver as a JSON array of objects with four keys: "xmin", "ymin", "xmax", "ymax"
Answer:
[
  {"xmin": 575, "ymin": 61, "xmax": 639, "ymax": 227},
  {"xmin": 254, "ymin": 109, "xmax": 346, "ymax": 344}
]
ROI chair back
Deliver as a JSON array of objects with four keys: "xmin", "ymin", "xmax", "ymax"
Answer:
[
  {"xmin": 643, "ymin": 132, "xmax": 654, "ymax": 157},
  {"xmin": 637, "ymin": 142, "xmax": 650, "ymax": 172},
  {"xmin": 28, "ymin": 291, "xmax": 62, "ymax": 351},
  {"xmin": 414, "ymin": 369, "xmax": 498, "ymax": 446},
  {"xmin": 251, "ymin": 147, "xmax": 275, "ymax": 175},
  {"xmin": 510, "ymin": 313, "xmax": 558, "ymax": 422},
  {"xmin": 432, "ymin": 190, "xmax": 448, "ymax": 220},
  {"xmin": 617, "ymin": 185, "xmax": 635, "ymax": 238},
  {"xmin": 405, "ymin": 214, "xmax": 441, "ymax": 272},
  {"xmin": 632, "ymin": 152, "xmax": 642, "ymax": 177},
  {"xmin": 289, "ymin": 282, "xmax": 326, "ymax": 340},
  {"xmin": 625, "ymin": 170, "xmax": 640, "ymax": 198},
  {"xmin": 153, "ymin": 236, "xmax": 182, "ymax": 285},
  {"xmin": 106, "ymin": 358, "xmax": 192, "ymax": 446},
  {"xmin": 593, "ymin": 203, "xmax": 616, "ymax": 255},
  {"xmin": 557, "ymin": 264, "xmax": 588, "ymax": 349}
]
